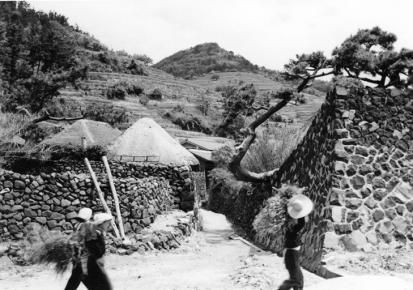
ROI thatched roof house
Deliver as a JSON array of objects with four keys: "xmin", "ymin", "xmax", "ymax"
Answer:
[
  {"xmin": 109, "ymin": 118, "xmax": 199, "ymax": 166},
  {"xmin": 41, "ymin": 119, "xmax": 121, "ymax": 148}
]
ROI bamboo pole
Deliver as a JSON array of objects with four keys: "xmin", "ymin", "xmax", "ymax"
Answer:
[
  {"xmin": 84, "ymin": 157, "xmax": 121, "ymax": 239},
  {"xmin": 102, "ymin": 156, "xmax": 126, "ymax": 240}
]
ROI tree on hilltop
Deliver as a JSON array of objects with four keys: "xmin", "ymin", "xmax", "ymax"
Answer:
[
  {"xmin": 223, "ymin": 26, "xmax": 413, "ymax": 183},
  {"xmin": 333, "ymin": 26, "xmax": 413, "ymax": 88}
]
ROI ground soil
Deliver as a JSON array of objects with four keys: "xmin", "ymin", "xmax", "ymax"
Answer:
[{"xmin": 1, "ymin": 211, "xmax": 412, "ymax": 290}]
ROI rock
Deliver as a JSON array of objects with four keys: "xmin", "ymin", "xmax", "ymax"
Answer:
[
  {"xmin": 355, "ymin": 146, "xmax": 369, "ymax": 157},
  {"xmin": 350, "ymin": 175, "xmax": 365, "ymax": 190},
  {"xmin": 391, "ymin": 182, "xmax": 413, "ymax": 200},
  {"xmin": 14, "ymin": 180, "xmax": 25, "ymax": 189},
  {"xmin": 345, "ymin": 198, "xmax": 362, "ymax": 210},
  {"xmin": 50, "ymin": 212, "xmax": 65, "ymax": 220},
  {"xmin": 396, "ymin": 205, "xmax": 405, "ymax": 215},
  {"xmin": 346, "ymin": 164, "xmax": 357, "ymax": 176},
  {"xmin": 360, "ymin": 187, "xmax": 372, "ymax": 198},
  {"xmin": 324, "ymin": 232, "xmax": 341, "ymax": 249},
  {"xmin": 3, "ymin": 181, "xmax": 13, "ymax": 188},
  {"xmin": 372, "ymin": 209, "xmax": 385, "ymax": 222},
  {"xmin": 47, "ymin": 220, "xmax": 57, "ymax": 228},
  {"xmin": 369, "ymin": 122, "xmax": 379, "ymax": 132},
  {"xmin": 66, "ymin": 212, "xmax": 78, "ymax": 220},
  {"xmin": 11, "ymin": 205, "xmax": 23, "ymax": 212},
  {"xmin": 346, "ymin": 211, "xmax": 360, "ymax": 223},
  {"xmin": 23, "ymin": 209, "xmax": 37, "ymax": 217},
  {"xmin": 377, "ymin": 220, "xmax": 394, "ymax": 235},
  {"xmin": 334, "ymin": 223, "xmax": 352, "ymax": 234},
  {"xmin": 366, "ymin": 231, "xmax": 379, "ymax": 245},
  {"xmin": 381, "ymin": 197, "xmax": 396, "ymax": 209},
  {"xmin": 351, "ymin": 155, "xmax": 365, "ymax": 165},
  {"xmin": 35, "ymin": 217, "xmax": 47, "ymax": 224},
  {"xmin": 335, "ymin": 161, "xmax": 346, "ymax": 174},
  {"xmin": 406, "ymin": 200, "xmax": 413, "ymax": 212},
  {"xmin": 364, "ymin": 196, "xmax": 377, "ymax": 209},
  {"xmin": 61, "ymin": 199, "xmax": 71, "ymax": 207},
  {"xmin": 331, "ymin": 206, "xmax": 345, "ymax": 223},
  {"xmin": 372, "ymin": 177, "xmax": 386, "ymax": 189},
  {"xmin": 385, "ymin": 209, "xmax": 397, "ymax": 220},
  {"xmin": 392, "ymin": 217, "xmax": 409, "ymax": 232},
  {"xmin": 359, "ymin": 165, "xmax": 373, "ymax": 175},
  {"xmin": 373, "ymin": 189, "xmax": 387, "ymax": 201}
]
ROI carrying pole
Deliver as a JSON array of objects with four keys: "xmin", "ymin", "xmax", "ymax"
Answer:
[
  {"xmin": 84, "ymin": 157, "xmax": 121, "ymax": 239},
  {"xmin": 102, "ymin": 156, "xmax": 126, "ymax": 240}
]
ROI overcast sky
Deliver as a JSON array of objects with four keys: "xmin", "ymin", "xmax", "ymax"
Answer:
[{"xmin": 30, "ymin": 0, "xmax": 413, "ymax": 70}]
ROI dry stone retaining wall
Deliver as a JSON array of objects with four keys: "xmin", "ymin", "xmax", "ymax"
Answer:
[
  {"xmin": 209, "ymin": 87, "xmax": 413, "ymax": 277},
  {"xmin": 325, "ymin": 87, "xmax": 413, "ymax": 251},
  {"xmin": 0, "ymin": 169, "xmax": 174, "ymax": 241},
  {"xmin": 5, "ymin": 160, "xmax": 194, "ymax": 211}
]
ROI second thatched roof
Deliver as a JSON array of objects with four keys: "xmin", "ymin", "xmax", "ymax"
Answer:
[
  {"xmin": 41, "ymin": 119, "xmax": 121, "ymax": 148},
  {"xmin": 109, "ymin": 118, "xmax": 199, "ymax": 166}
]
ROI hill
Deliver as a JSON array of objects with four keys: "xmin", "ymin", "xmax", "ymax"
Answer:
[
  {"xmin": 0, "ymin": 3, "xmax": 326, "ymax": 148},
  {"xmin": 153, "ymin": 43, "xmax": 260, "ymax": 79}
]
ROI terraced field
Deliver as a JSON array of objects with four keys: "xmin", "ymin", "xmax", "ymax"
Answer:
[{"xmin": 58, "ymin": 69, "xmax": 325, "ymax": 138}]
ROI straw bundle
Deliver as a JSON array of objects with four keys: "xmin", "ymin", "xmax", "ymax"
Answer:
[
  {"xmin": 252, "ymin": 185, "xmax": 295, "ymax": 253},
  {"xmin": 29, "ymin": 235, "xmax": 76, "ymax": 274}
]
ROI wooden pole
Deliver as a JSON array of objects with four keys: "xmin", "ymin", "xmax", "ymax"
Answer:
[
  {"xmin": 102, "ymin": 156, "xmax": 126, "ymax": 240},
  {"xmin": 84, "ymin": 157, "xmax": 121, "ymax": 239}
]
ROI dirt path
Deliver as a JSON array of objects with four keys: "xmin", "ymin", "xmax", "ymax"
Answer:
[{"xmin": 0, "ymin": 211, "xmax": 323, "ymax": 290}]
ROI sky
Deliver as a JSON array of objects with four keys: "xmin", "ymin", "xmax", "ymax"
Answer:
[{"xmin": 29, "ymin": 0, "xmax": 413, "ymax": 70}]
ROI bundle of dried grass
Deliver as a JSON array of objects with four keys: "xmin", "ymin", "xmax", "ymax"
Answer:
[
  {"xmin": 252, "ymin": 185, "xmax": 295, "ymax": 253},
  {"xmin": 29, "ymin": 235, "xmax": 76, "ymax": 274}
]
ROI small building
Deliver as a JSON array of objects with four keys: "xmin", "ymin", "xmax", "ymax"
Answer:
[
  {"xmin": 40, "ymin": 119, "xmax": 121, "ymax": 149},
  {"xmin": 108, "ymin": 118, "xmax": 199, "ymax": 168}
]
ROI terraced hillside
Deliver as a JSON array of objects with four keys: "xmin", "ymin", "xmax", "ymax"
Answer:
[
  {"xmin": 58, "ymin": 68, "xmax": 225, "ymax": 137},
  {"xmin": 58, "ymin": 67, "xmax": 325, "ymax": 138}
]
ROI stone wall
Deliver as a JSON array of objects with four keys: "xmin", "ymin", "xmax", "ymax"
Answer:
[
  {"xmin": 0, "ymin": 169, "xmax": 174, "ymax": 241},
  {"xmin": 326, "ymin": 87, "xmax": 413, "ymax": 251},
  {"xmin": 270, "ymin": 89, "xmax": 336, "ymax": 276},
  {"xmin": 5, "ymin": 160, "xmax": 194, "ymax": 211},
  {"xmin": 209, "ymin": 87, "xmax": 413, "ymax": 277}
]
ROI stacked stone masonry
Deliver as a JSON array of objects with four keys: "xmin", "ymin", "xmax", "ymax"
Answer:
[
  {"xmin": 326, "ymin": 87, "xmax": 413, "ymax": 251},
  {"xmin": 0, "ymin": 168, "xmax": 176, "ymax": 241},
  {"xmin": 5, "ymin": 160, "xmax": 194, "ymax": 211},
  {"xmin": 209, "ymin": 87, "xmax": 413, "ymax": 278}
]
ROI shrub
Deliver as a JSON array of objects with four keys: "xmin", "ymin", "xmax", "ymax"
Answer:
[
  {"xmin": 242, "ymin": 126, "xmax": 301, "ymax": 173},
  {"xmin": 211, "ymin": 74, "xmax": 220, "ymax": 81},
  {"xmin": 83, "ymin": 103, "xmax": 129, "ymax": 126},
  {"xmin": 139, "ymin": 95, "xmax": 149, "ymax": 106},
  {"xmin": 106, "ymin": 83, "xmax": 127, "ymax": 100},
  {"xmin": 149, "ymin": 88, "xmax": 163, "ymax": 100},
  {"xmin": 126, "ymin": 84, "xmax": 144, "ymax": 96},
  {"xmin": 164, "ymin": 107, "xmax": 212, "ymax": 134}
]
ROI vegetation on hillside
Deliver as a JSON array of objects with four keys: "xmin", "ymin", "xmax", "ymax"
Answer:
[
  {"xmin": 0, "ymin": 1, "xmax": 150, "ymax": 115},
  {"xmin": 153, "ymin": 42, "xmax": 259, "ymax": 79}
]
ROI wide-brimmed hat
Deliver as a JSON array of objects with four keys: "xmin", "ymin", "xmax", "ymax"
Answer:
[
  {"xmin": 76, "ymin": 208, "xmax": 92, "ymax": 221},
  {"xmin": 287, "ymin": 194, "xmax": 313, "ymax": 219},
  {"xmin": 93, "ymin": 213, "xmax": 113, "ymax": 224}
]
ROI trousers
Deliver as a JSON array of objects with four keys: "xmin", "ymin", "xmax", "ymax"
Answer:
[
  {"xmin": 64, "ymin": 258, "xmax": 112, "ymax": 290},
  {"xmin": 277, "ymin": 249, "xmax": 303, "ymax": 290}
]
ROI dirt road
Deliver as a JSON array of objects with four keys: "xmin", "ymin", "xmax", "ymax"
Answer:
[{"xmin": 0, "ymin": 211, "xmax": 323, "ymax": 290}]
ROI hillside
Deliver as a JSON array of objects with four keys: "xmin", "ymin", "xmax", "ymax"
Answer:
[
  {"xmin": 0, "ymin": 3, "xmax": 326, "ymax": 147},
  {"xmin": 153, "ymin": 42, "xmax": 260, "ymax": 79}
]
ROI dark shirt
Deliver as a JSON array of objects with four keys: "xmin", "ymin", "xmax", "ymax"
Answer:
[
  {"xmin": 284, "ymin": 217, "xmax": 305, "ymax": 248},
  {"xmin": 85, "ymin": 231, "xmax": 106, "ymax": 259}
]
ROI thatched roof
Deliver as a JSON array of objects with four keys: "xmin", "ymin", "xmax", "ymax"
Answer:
[
  {"xmin": 109, "ymin": 118, "xmax": 199, "ymax": 166},
  {"xmin": 41, "ymin": 119, "xmax": 121, "ymax": 148}
]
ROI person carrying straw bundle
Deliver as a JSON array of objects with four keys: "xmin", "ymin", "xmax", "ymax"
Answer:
[
  {"xmin": 277, "ymin": 185, "xmax": 313, "ymax": 290},
  {"xmin": 65, "ymin": 207, "xmax": 93, "ymax": 290}
]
